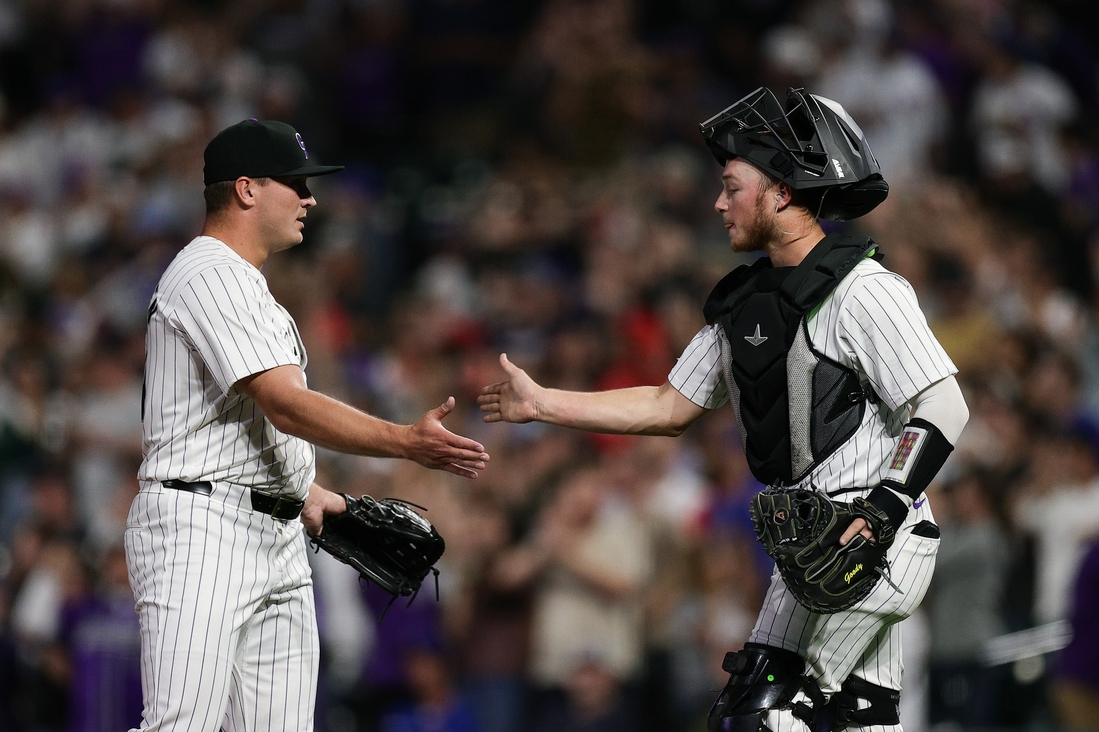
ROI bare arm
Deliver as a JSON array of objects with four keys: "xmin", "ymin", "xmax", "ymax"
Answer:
[
  {"xmin": 478, "ymin": 354, "xmax": 708, "ymax": 436},
  {"xmin": 238, "ymin": 365, "xmax": 488, "ymax": 478}
]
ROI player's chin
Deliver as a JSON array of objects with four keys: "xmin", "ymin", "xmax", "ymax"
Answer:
[{"xmin": 278, "ymin": 232, "xmax": 305, "ymax": 250}]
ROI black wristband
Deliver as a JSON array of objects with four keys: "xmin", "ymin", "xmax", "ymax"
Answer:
[
  {"xmin": 881, "ymin": 417, "xmax": 954, "ymax": 501},
  {"xmin": 865, "ymin": 484, "xmax": 909, "ymax": 531}
]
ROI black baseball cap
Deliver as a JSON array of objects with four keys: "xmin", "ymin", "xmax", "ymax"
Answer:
[{"xmin": 203, "ymin": 119, "xmax": 344, "ymax": 186}]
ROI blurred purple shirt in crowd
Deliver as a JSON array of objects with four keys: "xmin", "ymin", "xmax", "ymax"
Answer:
[
  {"xmin": 362, "ymin": 582, "xmax": 444, "ymax": 687},
  {"xmin": 61, "ymin": 592, "xmax": 143, "ymax": 732},
  {"xmin": 1057, "ymin": 538, "xmax": 1099, "ymax": 689}
]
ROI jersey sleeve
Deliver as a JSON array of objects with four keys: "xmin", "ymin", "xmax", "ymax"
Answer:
[
  {"xmin": 668, "ymin": 324, "xmax": 729, "ymax": 409},
  {"xmin": 168, "ymin": 265, "xmax": 302, "ymax": 394},
  {"xmin": 836, "ymin": 272, "xmax": 958, "ymax": 412}
]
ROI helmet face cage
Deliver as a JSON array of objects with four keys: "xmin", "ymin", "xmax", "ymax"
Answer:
[
  {"xmin": 700, "ymin": 88, "xmax": 830, "ymax": 177},
  {"xmin": 700, "ymin": 87, "xmax": 889, "ymax": 220}
]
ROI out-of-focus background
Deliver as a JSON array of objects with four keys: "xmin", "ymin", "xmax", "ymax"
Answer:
[{"xmin": 0, "ymin": 0, "xmax": 1097, "ymax": 731}]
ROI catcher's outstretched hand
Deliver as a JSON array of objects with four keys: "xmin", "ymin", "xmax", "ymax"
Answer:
[
  {"xmin": 408, "ymin": 397, "xmax": 489, "ymax": 478},
  {"xmin": 479, "ymin": 354, "xmax": 541, "ymax": 424}
]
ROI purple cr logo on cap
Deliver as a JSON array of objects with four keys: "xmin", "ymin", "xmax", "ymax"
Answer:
[{"xmin": 296, "ymin": 133, "xmax": 309, "ymax": 159}]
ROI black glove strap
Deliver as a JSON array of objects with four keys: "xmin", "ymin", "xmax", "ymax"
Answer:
[
  {"xmin": 851, "ymin": 496, "xmax": 896, "ymax": 548},
  {"xmin": 863, "ymin": 486, "xmax": 908, "ymax": 536}
]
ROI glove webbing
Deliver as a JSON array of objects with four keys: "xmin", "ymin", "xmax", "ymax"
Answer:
[
  {"xmin": 357, "ymin": 496, "xmax": 442, "ymax": 619},
  {"xmin": 309, "ymin": 495, "xmax": 442, "ymax": 620}
]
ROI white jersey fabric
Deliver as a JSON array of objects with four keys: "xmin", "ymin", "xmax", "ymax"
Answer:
[
  {"xmin": 670, "ymin": 256, "xmax": 958, "ymax": 732},
  {"xmin": 670, "ymin": 257, "xmax": 957, "ymax": 497},
  {"xmin": 139, "ymin": 235, "xmax": 315, "ymax": 501},
  {"xmin": 127, "ymin": 235, "xmax": 320, "ymax": 732}
]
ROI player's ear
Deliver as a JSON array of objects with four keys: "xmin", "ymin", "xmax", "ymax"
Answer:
[
  {"xmin": 234, "ymin": 177, "xmax": 260, "ymax": 209},
  {"xmin": 775, "ymin": 182, "xmax": 793, "ymax": 210}
]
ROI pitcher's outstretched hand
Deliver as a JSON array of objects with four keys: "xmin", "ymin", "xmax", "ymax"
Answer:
[{"xmin": 409, "ymin": 397, "xmax": 489, "ymax": 478}]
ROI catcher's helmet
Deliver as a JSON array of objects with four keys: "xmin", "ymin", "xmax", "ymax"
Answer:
[{"xmin": 700, "ymin": 87, "xmax": 889, "ymax": 221}]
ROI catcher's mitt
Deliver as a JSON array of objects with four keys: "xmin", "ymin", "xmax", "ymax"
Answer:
[
  {"xmin": 310, "ymin": 494, "xmax": 446, "ymax": 605},
  {"xmin": 750, "ymin": 488, "xmax": 898, "ymax": 614}
]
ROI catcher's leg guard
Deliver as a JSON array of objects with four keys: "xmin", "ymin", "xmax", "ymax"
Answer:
[
  {"xmin": 827, "ymin": 676, "xmax": 900, "ymax": 730},
  {"xmin": 707, "ymin": 643, "xmax": 824, "ymax": 732}
]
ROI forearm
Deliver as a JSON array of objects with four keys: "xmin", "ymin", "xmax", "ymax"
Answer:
[
  {"xmin": 865, "ymin": 375, "xmax": 970, "ymax": 527},
  {"xmin": 536, "ymin": 382, "xmax": 697, "ymax": 436},
  {"xmin": 267, "ymin": 388, "xmax": 411, "ymax": 458}
]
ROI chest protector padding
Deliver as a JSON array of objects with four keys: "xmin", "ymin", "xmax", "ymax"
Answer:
[{"xmin": 703, "ymin": 234, "xmax": 881, "ymax": 486}]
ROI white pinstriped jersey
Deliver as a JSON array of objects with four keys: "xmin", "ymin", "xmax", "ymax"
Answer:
[
  {"xmin": 138, "ymin": 235, "xmax": 315, "ymax": 500},
  {"xmin": 670, "ymin": 257, "xmax": 956, "ymax": 496}
]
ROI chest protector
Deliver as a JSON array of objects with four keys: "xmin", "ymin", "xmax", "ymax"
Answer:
[{"xmin": 703, "ymin": 234, "xmax": 882, "ymax": 486}]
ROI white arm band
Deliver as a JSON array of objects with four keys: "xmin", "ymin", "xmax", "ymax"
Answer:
[{"xmin": 908, "ymin": 375, "xmax": 969, "ymax": 445}]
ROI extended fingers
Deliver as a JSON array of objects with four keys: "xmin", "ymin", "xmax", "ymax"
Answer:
[
  {"xmin": 447, "ymin": 432, "xmax": 486, "ymax": 455},
  {"xmin": 450, "ymin": 457, "xmax": 487, "ymax": 471},
  {"xmin": 447, "ymin": 447, "xmax": 488, "ymax": 465},
  {"xmin": 442, "ymin": 463, "xmax": 480, "ymax": 479},
  {"xmin": 433, "ymin": 432, "xmax": 488, "ymax": 463}
]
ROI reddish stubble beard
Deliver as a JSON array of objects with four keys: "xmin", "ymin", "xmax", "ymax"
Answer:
[{"xmin": 731, "ymin": 187, "xmax": 784, "ymax": 254}]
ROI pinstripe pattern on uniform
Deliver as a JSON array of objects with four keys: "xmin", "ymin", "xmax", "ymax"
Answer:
[
  {"xmin": 131, "ymin": 234, "xmax": 322, "ymax": 732},
  {"xmin": 125, "ymin": 482, "xmax": 318, "ymax": 732},
  {"xmin": 140, "ymin": 236, "xmax": 315, "ymax": 501},
  {"xmin": 669, "ymin": 258, "xmax": 956, "ymax": 497},
  {"xmin": 752, "ymin": 502, "xmax": 939, "ymax": 732},
  {"xmin": 670, "ymin": 256, "xmax": 954, "ymax": 732}
]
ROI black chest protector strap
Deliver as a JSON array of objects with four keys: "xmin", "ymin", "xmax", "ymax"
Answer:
[{"xmin": 704, "ymin": 234, "xmax": 883, "ymax": 487}]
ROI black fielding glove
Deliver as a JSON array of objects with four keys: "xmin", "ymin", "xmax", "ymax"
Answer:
[
  {"xmin": 309, "ymin": 494, "xmax": 446, "ymax": 603},
  {"xmin": 750, "ymin": 488, "xmax": 893, "ymax": 614}
]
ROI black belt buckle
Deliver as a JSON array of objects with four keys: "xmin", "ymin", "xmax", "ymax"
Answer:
[{"xmin": 251, "ymin": 490, "xmax": 304, "ymax": 520}]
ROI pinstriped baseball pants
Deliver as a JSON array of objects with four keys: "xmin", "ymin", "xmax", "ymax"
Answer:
[
  {"xmin": 749, "ymin": 502, "xmax": 940, "ymax": 732},
  {"xmin": 124, "ymin": 482, "xmax": 319, "ymax": 732}
]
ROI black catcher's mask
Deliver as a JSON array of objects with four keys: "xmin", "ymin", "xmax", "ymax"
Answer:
[{"xmin": 700, "ymin": 87, "xmax": 889, "ymax": 221}]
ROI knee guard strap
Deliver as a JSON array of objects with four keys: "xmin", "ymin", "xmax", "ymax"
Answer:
[
  {"xmin": 707, "ymin": 643, "xmax": 824, "ymax": 732},
  {"xmin": 829, "ymin": 676, "xmax": 900, "ymax": 729}
]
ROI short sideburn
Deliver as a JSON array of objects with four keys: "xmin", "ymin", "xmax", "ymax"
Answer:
[{"xmin": 203, "ymin": 178, "xmax": 270, "ymax": 216}]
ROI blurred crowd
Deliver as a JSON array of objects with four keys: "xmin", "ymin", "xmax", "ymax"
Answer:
[{"xmin": 0, "ymin": 0, "xmax": 1098, "ymax": 731}]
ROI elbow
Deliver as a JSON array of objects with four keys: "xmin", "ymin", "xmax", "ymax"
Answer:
[
  {"xmin": 238, "ymin": 369, "xmax": 311, "ymax": 437},
  {"xmin": 250, "ymin": 392, "xmax": 299, "ymax": 435},
  {"xmin": 266, "ymin": 409, "xmax": 297, "ymax": 436},
  {"xmin": 664, "ymin": 421, "xmax": 690, "ymax": 438},
  {"xmin": 641, "ymin": 419, "xmax": 689, "ymax": 437},
  {"xmin": 950, "ymin": 384, "xmax": 971, "ymax": 442}
]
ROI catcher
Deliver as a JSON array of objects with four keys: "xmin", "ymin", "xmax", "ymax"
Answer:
[{"xmin": 480, "ymin": 88, "xmax": 969, "ymax": 732}]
